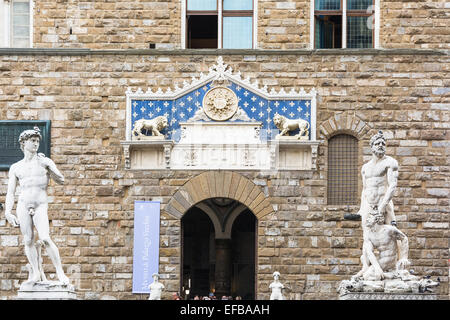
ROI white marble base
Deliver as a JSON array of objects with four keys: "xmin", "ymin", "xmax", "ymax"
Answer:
[
  {"xmin": 17, "ymin": 281, "xmax": 77, "ymax": 300},
  {"xmin": 339, "ymin": 292, "xmax": 437, "ymax": 300},
  {"xmin": 276, "ymin": 135, "xmax": 309, "ymax": 141},
  {"xmin": 132, "ymin": 135, "xmax": 165, "ymax": 141}
]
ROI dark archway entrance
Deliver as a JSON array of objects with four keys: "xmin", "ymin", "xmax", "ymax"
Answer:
[{"xmin": 181, "ymin": 198, "xmax": 256, "ymax": 300}]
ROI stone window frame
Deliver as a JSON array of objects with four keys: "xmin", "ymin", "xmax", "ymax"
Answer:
[
  {"xmin": 0, "ymin": 0, "xmax": 34, "ymax": 48},
  {"xmin": 309, "ymin": 0, "xmax": 380, "ymax": 49},
  {"xmin": 181, "ymin": 0, "xmax": 258, "ymax": 49},
  {"xmin": 319, "ymin": 112, "xmax": 371, "ymax": 214}
]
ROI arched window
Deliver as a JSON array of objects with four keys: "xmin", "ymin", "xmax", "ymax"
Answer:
[{"xmin": 327, "ymin": 134, "xmax": 358, "ymax": 205}]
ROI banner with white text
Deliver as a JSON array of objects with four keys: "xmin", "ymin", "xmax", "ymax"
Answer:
[{"xmin": 132, "ymin": 201, "xmax": 161, "ymax": 293}]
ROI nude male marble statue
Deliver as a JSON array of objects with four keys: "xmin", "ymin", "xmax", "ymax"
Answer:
[
  {"xmin": 355, "ymin": 211, "xmax": 411, "ymax": 281},
  {"xmin": 358, "ymin": 130, "xmax": 398, "ymax": 229},
  {"xmin": 148, "ymin": 273, "xmax": 165, "ymax": 300},
  {"xmin": 4, "ymin": 127, "xmax": 70, "ymax": 285},
  {"xmin": 338, "ymin": 131, "xmax": 440, "ymax": 297},
  {"xmin": 269, "ymin": 271, "xmax": 285, "ymax": 300}
]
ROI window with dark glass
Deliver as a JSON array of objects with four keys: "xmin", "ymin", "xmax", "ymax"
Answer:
[
  {"xmin": 314, "ymin": 0, "xmax": 374, "ymax": 49},
  {"xmin": 327, "ymin": 134, "xmax": 358, "ymax": 205},
  {"xmin": 186, "ymin": 0, "xmax": 253, "ymax": 49}
]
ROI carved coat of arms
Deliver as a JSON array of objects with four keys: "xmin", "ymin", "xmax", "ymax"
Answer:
[{"xmin": 202, "ymin": 87, "xmax": 238, "ymax": 121}]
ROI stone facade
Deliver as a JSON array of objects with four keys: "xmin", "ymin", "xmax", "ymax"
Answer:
[
  {"xmin": 0, "ymin": 51, "xmax": 448, "ymax": 300},
  {"xmin": 0, "ymin": 0, "xmax": 448, "ymax": 301},
  {"xmin": 30, "ymin": 1, "xmax": 450, "ymax": 50}
]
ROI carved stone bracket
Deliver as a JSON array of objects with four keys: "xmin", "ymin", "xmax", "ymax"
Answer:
[
  {"xmin": 121, "ymin": 140, "xmax": 174, "ymax": 170},
  {"xmin": 121, "ymin": 137, "xmax": 321, "ymax": 171},
  {"xmin": 275, "ymin": 139, "xmax": 321, "ymax": 171},
  {"xmin": 123, "ymin": 144, "xmax": 131, "ymax": 169}
]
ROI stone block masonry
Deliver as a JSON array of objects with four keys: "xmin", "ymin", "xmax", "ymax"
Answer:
[
  {"xmin": 0, "ymin": 51, "xmax": 448, "ymax": 300},
  {"xmin": 29, "ymin": 1, "xmax": 450, "ymax": 50}
]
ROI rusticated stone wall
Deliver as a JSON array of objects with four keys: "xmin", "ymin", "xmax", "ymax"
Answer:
[
  {"xmin": 30, "ymin": 0, "xmax": 450, "ymax": 50},
  {"xmin": 0, "ymin": 51, "xmax": 448, "ymax": 300}
]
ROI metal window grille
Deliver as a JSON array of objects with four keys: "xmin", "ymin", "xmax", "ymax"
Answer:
[
  {"xmin": 315, "ymin": 0, "xmax": 341, "ymax": 11},
  {"xmin": 327, "ymin": 134, "xmax": 358, "ymax": 205},
  {"xmin": 314, "ymin": 0, "xmax": 374, "ymax": 49},
  {"xmin": 347, "ymin": 0, "xmax": 372, "ymax": 10},
  {"xmin": 347, "ymin": 16, "xmax": 372, "ymax": 48}
]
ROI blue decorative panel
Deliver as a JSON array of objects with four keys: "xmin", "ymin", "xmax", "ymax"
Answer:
[
  {"xmin": 130, "ymin": 82, "xmax": 312, "ymax": 142},
  {"xmin": 127, "ymin": 57, "xmax": 316, "ymax": 143}
]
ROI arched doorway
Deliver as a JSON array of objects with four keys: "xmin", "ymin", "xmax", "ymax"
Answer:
[
  {"xmin": 164, "ymin": 171, "xmax": 275, "ymax": 300},
  {"xmin": 181, "ymin": 198, "xmax": 256, "ymax": 299}
]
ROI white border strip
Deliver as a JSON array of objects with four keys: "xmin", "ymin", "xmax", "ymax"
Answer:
[{"xmin": 181, "ymin": 0, "xmax": 186, "ymax": 49}]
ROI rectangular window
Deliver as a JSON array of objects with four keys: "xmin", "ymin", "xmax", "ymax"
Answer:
[
  {"xmin": 327, "ymin": 134, "xmax": 358, "ymax": 205},
  {"xmin": 11, "ymin": 0, "xmax": 30, "ymax": 47},
  {"xmin": 314, "ymin": 0, "xmax": 374, "ymax": 49},
  {"xmin": 1, "ymin": 0, "xmax": 31, "ymax": 47},
  {"xmin": 0, "ymin": 120, "xmax": 51, "ymax": 170},
  {"xmin": 186, "ymin": 0, "xmax": 253, "ymax": 49}
]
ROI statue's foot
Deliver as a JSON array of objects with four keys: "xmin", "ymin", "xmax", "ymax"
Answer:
[
  {"xmin": 24, "ymin": 272, "xmax": 42, "ymax": 284},
  {"xmin": 57, "ymin": 273, "xmax": 70, "ymax": 285}
]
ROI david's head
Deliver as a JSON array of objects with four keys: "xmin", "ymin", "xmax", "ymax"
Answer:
[
  {"xmin": 370, "ymin": 130, "xmax": 386, "ymax": 158},
  {"xmin": 19, "ymin": 126, "xmax": 41, "ymax": 153}
]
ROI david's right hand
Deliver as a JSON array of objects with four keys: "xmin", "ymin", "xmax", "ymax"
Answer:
[{"xmin": 5, "ymin": 213, "xmax": 19, "ymax": 227}]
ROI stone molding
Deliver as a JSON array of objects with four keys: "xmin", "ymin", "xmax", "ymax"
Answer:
[
  {"xmin": 164, "ymin": 171, "xmax": 274, "ymax": 220},
  {"xmin": 319, "ymin": 111, "xmax": 372, "ymax": 141},
  {"xmin": 339, "ymin": 292, "xmax": 437, "ymax": 300},
  {"xmin": 0, "ymin": 48, "xmax": 447, "ymax": 56}
]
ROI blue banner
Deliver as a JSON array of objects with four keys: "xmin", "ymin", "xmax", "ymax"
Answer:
[{"xmin": 132, "ymin": 201, "xmax": 160, "ymax": 293}]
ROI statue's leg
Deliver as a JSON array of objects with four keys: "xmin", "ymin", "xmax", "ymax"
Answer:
[
  {"xmin": 17, "ymin": 202, "xmax": 40, "ymax": 282},
  {"xmin": 137, "ymin": 124, "xmax": 144, "ymax": 137},
  {"xmin": 385, "ymin": 201, "xmax": 396, "ymax": 225},
  {"xmin": 33, "ymin": 203, "xmax": 69, "ymax": 284}
]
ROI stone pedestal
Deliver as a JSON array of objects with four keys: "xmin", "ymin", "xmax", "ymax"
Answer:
[
  {"xmin": 17, "ymin": 281, "xmax": 77, "ymax": 300},
  {"xmin": 339, "ymin": 292, "xmax": 437, "ymax": 300}
]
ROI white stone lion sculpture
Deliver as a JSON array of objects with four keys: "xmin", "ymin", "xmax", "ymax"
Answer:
[
  {"xmin": 132, "ymin": 116, "xmax": 168, "ymax": 140},
  {"xmin": 273, "ymin": 114, "xmax": 309, "ymax": 140}
]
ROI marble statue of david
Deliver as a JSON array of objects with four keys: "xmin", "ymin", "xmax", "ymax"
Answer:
[{"xmin": 4, "ymin": 127, "xmax": 70, "ymax": 285}]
